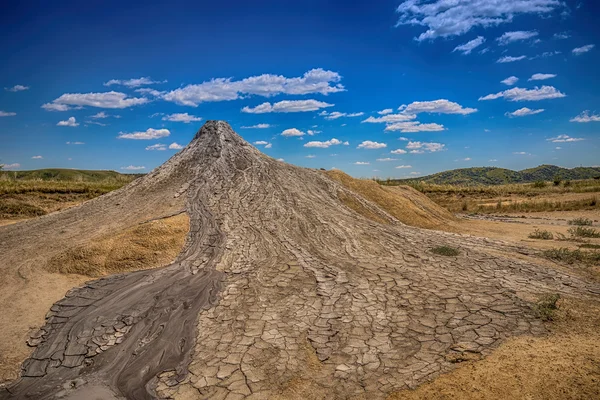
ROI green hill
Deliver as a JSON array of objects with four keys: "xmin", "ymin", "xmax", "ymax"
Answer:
[
  {"xmin": 389, "ymin": 165, "xmax": 600, "ymax": 186},
  {"xmin": 0, "ymin": 168, "xmax": 143, "ymax": 182}
]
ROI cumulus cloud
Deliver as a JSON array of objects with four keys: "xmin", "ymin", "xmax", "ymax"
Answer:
[
  {"xmin": 162, "ymin": 113, "xmax": 202, "ymax": 123},
  {"xmin": 146, "ymin": 144, "xmax": 167, "ymax": 151},
  {"xmin": 241, "ymin": 123, "xmax": 272, "ymax": 129},
  {"xmin": 242, "ymin": 100, "xmax": 334, "ymax": 114},
  {"xmin": 320, "ymin": 111, "xmax": 364, "ymax": 120},
  {"xmin": 391, "ymin": 149, "xmax": 408, "ymax": 155},
  {"xmin": 43, "ymin": 91, "xmax": 149, "ymax": 110},
  {"xmin": 118, "ymin": 128, "xmax": 170, "ymax": 140},
  {"xmin": 134, "ymin": 88, "xmax": 165, "ymax": 97},
  {"xmin": 529, "ymin": 73, "xmax": 557, "ymax": 81},
  {"xmin": 307, "ymin": 129, "xmax": 322, "ymax": 135},
  {"xmin": 376, "ymin": 158, "xmax": 397, "ymax": 162},
  {"xmin": 306, "ymin": 155, "xmax": 316, "ymax": 159},
  {"xmin": 406, "ymin": 141, "xmax": 446, "ymax": 153},
  {"xmin": 354, "ymin": 161, "xmax": 370, "ymax": 165},
  {"xmin": 66, "ymin": 141, "xmax": 84, "ymax": 145},
  {"xmin": 554, "ymin": 32, "xmax": 570, "ymax": 39},
  {"xmin": 121, "ymin": 165, "xmax": 145, "ymax": 170},
  {"xmin": 395, "ymin": 165, "xmax": 412, "ymax": 169},
  {"xmin": 395, "ymin": 0, "xmax": 562, "ymax": 41},
  {"xmin": 497, "ymin": 30, "xmax": 538, "ymax": 45},
  {"xmin": 506, "ymin": 107, "xmax": 545, "ymax": 117},
  {"xmin": 378, "ymin": 108, "xmax": 393, "ymax": 115},
  {"xmin": 104, "ymin": 77, "xmax": 164, "ymax": 88},
  {"xmin": 547, "ymin": 134, "xmax": 584, "ymax": 142},
  {"xmin": 253, "ymin": 141, "xmax": 272, "ymax": 149},
  {"xmin": 479, "ymin": 86, "xmax": 566, "ymax": 101},
  {"xmin": 281, "ymin": 128, "xmax": 305, "ymax": 137},
  {"xmin": 362, "ymin": 114, "xmax": 417, "ymax": 123},
  {"xmin": 501, "ymin": 76, "xmax": 519, "ymax": 85},
  {"xmin": 497, "ymin": 55, "xmax": 527, "ymax": 63},
  {"xmin": 57, "ymin": 117, "xmax": 79, "ymax": 127},
  {"xmin": 453, "ymin": 36, "xmax": 486, "ymax": 54},
  {"xmin": 31, "ymin": 155, "xmax": 43, "ymax": 159},
  {"xmin": 2, "ymin": 163, "xmax": 20, "ymax": 169},
  {"xmin": 570, "ymin": 111, "xmax": 600, "ymax": 123},
  {"xmin": 163, "ymin": 68, "xmax": 344, "ymax": 106},
  {"xmin": 5, "ymin": 85, "xmax": 29, "ymax": 92},
  {"xmin": 90, "ymin": 112, "xmax": 109, "ymax": 119},
  {"xmin": 169, "ymin": 142, "xmax": 184, "ymax": 150},
  {"xmin": 357, "ymin": 141, "xmax": 387, "ymax": 150},
  {"xmin": 0, "ymin": 111, "xmax": 16, "ymax": 117},
  {"xmin": 572, "ymin": 44, "xmax": 595, "ymax": 55},
  {"xmin": 304, "ymin": 138, "xmax": 343, "ymax": 148},
  {"xmin": 400, "ymin": 99, "xmax": 477, "ymax": 115},
  {"xmin": 385, "ymin": 121, "xmax": 446, "ymax": 132}
]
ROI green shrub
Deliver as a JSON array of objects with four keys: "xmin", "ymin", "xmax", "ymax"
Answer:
[
  {"xmin": 568, "ymin": 217, "xmax": 593, "ymax": 226},
  {"xmin": 553, "ymin": 175, "xmax": 562, "ymax": 186},
  {"xmin": 534, "ymin": 294, "xmax": 560, "ymax": 321},
  {"xmin": 543, "ymin": 247, "xmax": 600, "ymax": 265},
  {"xmin": 528, "ymin": 229, "xmax": 553, "ymax": 240},
  {"xmin": 532, "ymin": 181, "xmax": 546, "ymax": 188},
  {"xmin": 431, "ymin": 246, "xmax": 460, "ymax": 256},
  {"xmin": 568, "ymin": 226, "xmax": 600, "ymax": 238}
]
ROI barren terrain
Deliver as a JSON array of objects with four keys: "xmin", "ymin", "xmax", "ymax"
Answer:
[{"xmin": 1, "ymin": 121, "xmax": 599, "ymax": 399}]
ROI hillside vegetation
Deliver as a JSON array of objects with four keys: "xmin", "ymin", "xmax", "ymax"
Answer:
[
  {"xmin": 386, "ymin": 165, "xmax": 600, "ymax": 186},
  {"xmin": 0, "ymin": 168, "xmax": 142, "ymax": 182}
]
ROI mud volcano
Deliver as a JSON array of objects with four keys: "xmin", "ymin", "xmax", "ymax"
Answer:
[{"xmin": 2, "ymin": 121, "xmax": 599, "ymax": 399}]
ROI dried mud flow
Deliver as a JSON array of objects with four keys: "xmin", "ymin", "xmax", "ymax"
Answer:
[{"xmin": 2, "ymin": 121, "xmax": 600, "ymax": 400}]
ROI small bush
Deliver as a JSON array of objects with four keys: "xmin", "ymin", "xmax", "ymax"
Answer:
[
  {"xmin": 431, "ymin": 246, "xmax": 460, "ymax": 256},
  {"xmin": 568, "ymin": 217, "xmax": 593, "ymax": 226},
  {"xmin": 563, "ymin": 180, "xmax": 571, "ymax": 187},
  {"xmin": 532, "ymin": 181, "xmax": 546, "ymax": 188},
  {"xmin": 568, "ymin": 226, "xmax": 600, "ymax": 238},
  {"xmin": 553, "ymin": 175, "xmax": 562, "ymax": 186},
  {"xmin": 528, "ymin": 229, "xmax": 554, "ymax": 240},
  {"xmin": 534, "ymin": 293, "xmax": 560, "ymax": 321},
  {"xmin": 580, "ymin": 244, "xmax": 600, "ymax": 250},
  {"xmin": 543, "ymin": 247, "xmax": 600, "ymax": 265}
]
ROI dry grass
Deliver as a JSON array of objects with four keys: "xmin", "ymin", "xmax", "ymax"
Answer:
[
  {"xmin": 326, "ymin": 170, "xmax": 455, "ymax": 230},
  {"xmin": 45, "ymin": 214, "xmax": 189, "ymax": 277}
]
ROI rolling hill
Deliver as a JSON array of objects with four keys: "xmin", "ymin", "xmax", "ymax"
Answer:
[
  {"xmin": 389, "ymin": 165, "xmax": 600, "ymax": 186},
  {"xmin": 0, "ymin": 168, "xmax": 142, "ymax": 182}
]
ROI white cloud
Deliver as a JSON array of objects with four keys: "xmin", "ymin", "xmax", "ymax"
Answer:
[
  {"xmin": 66, "ymin": 141, "xmax": 84, "ymax": 145},
  {"xmin": 90, "ymin": 112, "xmax": 109, "ymax": 119},
  {"xmin": 570, "ymin": 111, "xmax": 600, "ymax": 123},
  {"xmin": 5, "ymin": 85, "xmax": 29, "ymax": 92},
  {"xmin": 87, "ymin": 121, "xmax": 107, "ymax": 126},
  {"xmin": 169, "ymin": 142, "xmax": 184, "ymax": 150},
  {"xmin": 277, "ymin": 158, "xmax": 285, "ymax": 162},
  {"xmin": 453, "ymin": 36, "xmax": 486, "ymax": 54},
  {"xmin": 378, "ymin": 108, "xmax": 393, "ymax": 115},
  {"xmin": 31, "ymin": 155, "xmax": 43, "ymax": 159},
  {"xmin": 572, "ymin": 44, "xmax": 595, "ymax": 55},
  {"xmin": 406, "ymin": 141, "xmax": 446, "ymax": 153},
  {"xmin": 513, "ymin": 151, "xmax": 530, "ymax": 155},
  {"xmin": 0, "ymin": 111, "xmax": 16, "ymax": 117},
  {"xmin": 57, "ymin": 117, "xmax": 79, "ymax": 127},
  {"xmin": 497, "ymin": 30, "xmax": 538, "ymax": 45},
  {"xmin": 501, "ymin": 76, "xmax": 519, "ymax": 85},
  {"xmin": 554, "ymin": 32, "xmax": 570, "ymax": 39},
  {"xmin": 497, "ymin": 55, "xmax": 527, "ymax": 63},
  {"xmin": 395, "ymin": 165, "xmax": 412, "ymax": 169},
  {"xmin": 555, "ymin": 147, "xmax": 562, "ymax": 150},
  {"xmin": 506, "ymin": 107, "xmax": 545, "ymax": 117},
  {"xmin": 489, "ymin": 159, "xmax": 498, "ymax": 162},
  {"xmin": 43, "ymin": 91, "xmax": 149, "ymax": 110},
  {"xmin": 146, "ymin": 144, "xmax": 167, "ymax": 151},
  {"xmin": 462, "ymin": 157, "xmax": 472, "ymax": 161},
  {"xmin": 307, "ymin": 129, "xmax": 321, "ymax": 135},
  {"xmin": 385, "ymin": 121, "xmax": 446, "ymax": 132},
  {"xmin": 400, "ymin": 99, "xmax": 477, "ymax": 115},
  {"xmin": 479, "ymin": 86, "xmax": 566, "ymax": 101},
  {"xmin": 254, "ymin": 141, "xmax": 269, "ymax": 145},
  {"xmin": 281, "ymin": 128, "xmax": 305, "ymax": 137},
  {"xmin": 241, "ymin": 123, "xmax": 272, "ymax": 129},
  {"xmin": 118, "ymin": 128, "xmax": 170, "ymax": 140},
  {"xmin": 104, "ymin": 77, "xmax": 164, "ymax": 88},
  {"xmin": 265, "ymin": 143, "xmax": 272, "ymax": 149},
  {"xmin": 547, "ymin": 134, "xmax": 584, "ymax": 143},
  {"xmin": 395, "ymin": 0, "xmax": 562, "ymax": 41},
  {"xmin": 306, "ymin": 155, "xmax": 316, "ymax": 159},
  {"xmin": 529, "ymin": 73, "xmax": 557, "ymax": 81},
  {"xmin": 391, "ymin": 149, "xmax": 407, "ymax": 154},
  {"xmin": 2, "ymin": 163, "xmax": 20, "ymax": 169},
  {"xmin": 354, "ymin": 161, "xmax": 370, "ymax": 165},
  {"xmin": 376, "ymin": 158, "xmax": 397, "ymax": 162},
  {"xmin": 121, "ymin": 165, "xmax": 146, "ymax": 170},
  {"xmin": 357, "ymin": 141, "xmax": 387, "ymax": 150},
  {"xmin": 362, "ymin": 113, "xmax": 417, "ymax": 123},
  {"xmin": 242, "ymin": 100, "xmax": 334, "ymax": 114},
  {"xmin": 162, "ymin": 113, "xmax": 202, "ymax": 123},
  {"xmin": 398, "ymin": 137, "xmax": 409, "ymax": 141},
  {"xmin": 304, "ymin": 138, "xmax": 343, "ymax": 148},
  {"xmin": 134, "ymin": 88, "xmax": 165, "ymax": 97},
  {"xmin": 320, "ymin": 111, "xmax": 364, "ymax": 120},
  {"xmin": 163, "ymin": 68, "xmax": 344, "ymax": 106}
]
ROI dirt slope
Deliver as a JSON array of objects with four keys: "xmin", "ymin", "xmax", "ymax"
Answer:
[{"xmin": 1, "ymin": 121, "xmax": 599, "ymax": 400}]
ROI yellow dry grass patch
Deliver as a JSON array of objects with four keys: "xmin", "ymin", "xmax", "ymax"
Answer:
[
  {"xmin": 326, "ymin": 170, "xmax": 455, "ymax": 230},
  {"xmin": 388, "ymin": 298, "xmax": 600, "ymax": 400},
  {"xmin": 46, "ymin": 213, "xmax": 189, "ymax": 277}
]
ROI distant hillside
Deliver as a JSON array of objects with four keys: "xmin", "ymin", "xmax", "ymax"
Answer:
[
  {"xmin": 0, "ymin": 168, "xmax": 143, "ymax": 182},
  {"xmin": 390, "ymin": 165, "xmax": 600, "ymax": 186}
]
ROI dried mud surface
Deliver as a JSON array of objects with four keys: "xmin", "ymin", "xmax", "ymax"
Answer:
[{"xmin": 1, "ymin": 121, "xmax": 599, "ymax": 399}]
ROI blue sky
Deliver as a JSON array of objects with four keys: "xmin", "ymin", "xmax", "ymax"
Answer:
[{"xmin": 1, "ymin": 0, "xmax": 599, "ymax": 178}]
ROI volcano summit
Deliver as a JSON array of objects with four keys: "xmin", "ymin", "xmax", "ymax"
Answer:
[{"xmin": 1, "ymin": 121, "xmax": 599, "ymax": 399}]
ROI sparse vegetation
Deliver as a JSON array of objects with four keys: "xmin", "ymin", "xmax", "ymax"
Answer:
[
  {"xmin": 543, "ymin": 248, "xmax": 600, "ymax": 265},
  {"xmin": 533, "ymin": 180, "xmax": 546, "ymax": 189},
  {"xmin": 533, "ymin": 293, "xmax": 560, "ymax": 321},
  {"xmin": 568, "ymin": 217, "xmax": 593, "ymax": 226},
  {"xmin": 528, "ymin": 229, "xmax": 553, "ymax": 240},
  {"xmin": 431, "ymin": 246, "xmax": 460, "ymax": 256},
  {"xmin": 568, "ymin": 226, "xmax": 600, "ymax": 238},
  {"xmin": 579, "ymin": 244, "xmax": 600, "ymax": 250}
]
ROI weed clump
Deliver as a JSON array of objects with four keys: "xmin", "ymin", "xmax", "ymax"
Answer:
[
  {"xmin": 543, "ymin": 247, "xmax": 600, "ymax": 265},
  {"xmin": 568, "ymin": 226, "xmax": 600, "ymax": 238},
  {"xmin": 431, "ymin": 246, "xmax": 460, "ymax": 256},
  {"xmin": 534, "ymin": 293, "xmax": 560, "ymax": 321},
  {"xmin": 568, "ymin": 217, "xmax": 593, "ymax": 226},
  {"xmin": 528, "ymin": 229, "xmax": 554, "ymax": 240}
]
